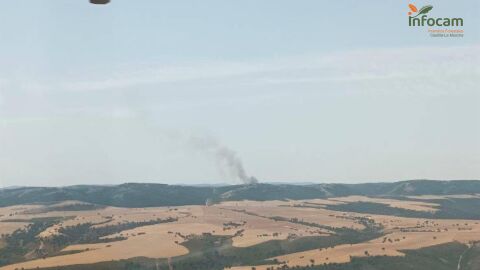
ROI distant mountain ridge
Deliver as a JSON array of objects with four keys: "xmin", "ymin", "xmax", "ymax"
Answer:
[{"xmin": 0, "ymin": 180, "xmax": 479, "ymax": 208}]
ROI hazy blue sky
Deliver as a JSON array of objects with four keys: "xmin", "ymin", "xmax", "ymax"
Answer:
[{"xmin": 0, "ymin": 1, "xmax": 479, "ymax": 186}]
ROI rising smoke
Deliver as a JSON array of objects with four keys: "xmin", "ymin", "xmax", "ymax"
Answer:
[{"xmin": 188, "ymin": 134, "xmax": 258, "ymax": 185}]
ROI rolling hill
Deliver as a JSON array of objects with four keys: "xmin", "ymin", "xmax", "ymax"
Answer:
[{"xmin": 1, "ymin": 180, "xmax": 479, "ymax": 208}]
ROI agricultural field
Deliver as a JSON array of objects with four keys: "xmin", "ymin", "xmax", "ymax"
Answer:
[{"xmin": 1, "ymin": 181, "xmax": 480, "ymax": 270}]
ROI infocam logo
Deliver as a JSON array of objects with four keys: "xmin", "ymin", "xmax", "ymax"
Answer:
[{"xmin": 408, "ymin": 4, "xmax": 463, "ymax": 27}]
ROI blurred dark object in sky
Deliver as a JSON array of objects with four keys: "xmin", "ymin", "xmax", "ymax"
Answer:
[{"xmin": 90, "ymin": 0, "xmax": 110, "ymax": 4}]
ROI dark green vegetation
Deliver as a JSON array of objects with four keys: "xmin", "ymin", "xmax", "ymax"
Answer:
[
  {"xmin": 0, "ymin": 217, "xmax": 67, "ymax": 266},
  {"xmin": 279, "ymin": 242, "xmax": 480, "ymax": 270},
  {"xmin": 0, "ymin": 183, "xmax": 215, "ymax": 208},
  {"xmin": 0, "ymin": 207, "xmax": 382, "ymax": 270},
  {"xmin": 44, "ymin": 217, "xmax": 177, "ymax": 247},
  {"xmin": 461, "ymin": 242, "xmax": 480, "ymax": 270},
  {"xmin": 20, "ymin": 219, "xmax": 383, "ymax": 270},
  {"xmin": 2, "ymin": 180, "xmax": 480, "ymax": 269},
  {"xmin": 0, "ymin": 217, "xmax": 177, "ymax": 267},
  {"xmin": 18, "ymin": 240, "xmax": 480, "ymax": 270},
  {"xmin": 1, "ymin": 180, "xmax": 480, "ymax": 208}
]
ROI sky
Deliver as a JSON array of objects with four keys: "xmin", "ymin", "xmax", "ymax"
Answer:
[{"xmin": 0, "ymin": 0, "xmax": 479, "ymax": 186}]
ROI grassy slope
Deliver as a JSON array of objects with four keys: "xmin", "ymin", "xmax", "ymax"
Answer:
[{"xmin": 323, "ymin": 197, "xmax": 480, "ymax": 220}]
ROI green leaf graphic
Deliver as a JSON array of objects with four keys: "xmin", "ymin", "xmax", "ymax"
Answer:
[
  {"xmin": 410, "ymin": 5, "xmax": 433, "ymax": 18},
  {"xmin": 418, "ymin": 5, "xmax": 433, "ymax": 15}
]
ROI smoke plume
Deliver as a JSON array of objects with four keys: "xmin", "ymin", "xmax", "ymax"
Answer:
[{"xmin": 188, "ymin": 135, "xmax": 258, "ymax": 185}]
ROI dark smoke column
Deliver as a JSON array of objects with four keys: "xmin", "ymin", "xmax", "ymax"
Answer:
[
  {"xmin": 90, "ymin": 0, "xmax": 110, "ymax": 4},
  {"xmin": 247, "ymin": 176, "xmax": 259, "ymax": 185}
]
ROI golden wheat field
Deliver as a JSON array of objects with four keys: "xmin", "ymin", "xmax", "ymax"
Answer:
[{"xmin": 1, "ymin": 195, "xmax": 480, "ymax": 270}]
